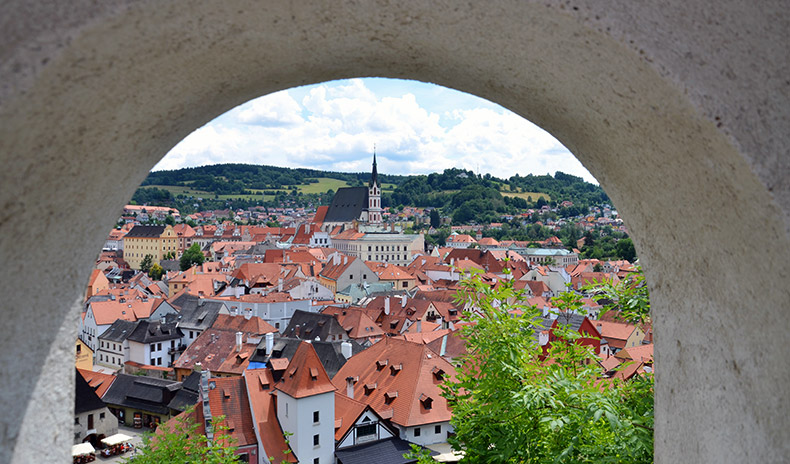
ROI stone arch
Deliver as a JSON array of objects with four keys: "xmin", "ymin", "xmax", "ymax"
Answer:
[{"xmin": 1, "ymin": 2, "xmax": 788, "ymax": 463}]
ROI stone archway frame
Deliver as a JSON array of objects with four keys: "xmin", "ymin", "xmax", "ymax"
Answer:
[{"xmin": 1, "ymin": 1, "xmax": 788, "ymax": 463}]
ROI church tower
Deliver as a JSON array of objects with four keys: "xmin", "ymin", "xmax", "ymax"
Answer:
[{"xmin": 367, "ymin": 149, "xmax": 382, "ymax": 224}]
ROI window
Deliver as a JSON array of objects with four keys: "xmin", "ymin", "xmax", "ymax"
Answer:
[
  {"xmin": 157, "ymin": 343, "xmax": 162, "ymax": 350},
  {"xmin": 313, "ymin": 434, "xmax": 319, "ymax": 446},
  {"xmin": 435, "ymin": 425, "xmax": 442, "ymax": 434},
  {"xmin": 357, "ymin": 423, "xmax": 376, "ymax": 438},
  {"xmin": 313, "ymin": 459, "xmax": 319, "ymax": 464},
  {"xmin": 349, "ymin": 274, "xmax": 353, "ymax": 280},
  {"xmin": 100, "ymin": 412, "xmax": 105, "ymax": 420},
  {"xmin": 363, "ymin": 274, "xmax": 367, "ymax": 279},
  {"xmin": 313, "ymin": 411, "xmax": 319, "ymax": 423},
  {"xmin": 414, "ymin": 427, "xmax": 421, "ymax": 437},
  {"xmin": 74, "ymin": 417, "xmax": 79, "ymax": 425}
]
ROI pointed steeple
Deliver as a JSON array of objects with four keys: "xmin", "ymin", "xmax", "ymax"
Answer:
[{"xmin": 368, "ymin": 146, "xmax": 378, "ymax": 187}]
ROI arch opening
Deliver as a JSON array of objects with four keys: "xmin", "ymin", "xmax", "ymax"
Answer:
[{"xmin": 2, "ymin": 2, "xmax": 789, "ymax": 464}]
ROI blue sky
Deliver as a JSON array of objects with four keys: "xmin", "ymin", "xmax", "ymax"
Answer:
[{"xmin": 154, "ymin": 78, "xmax": 597, "ymax": 183}]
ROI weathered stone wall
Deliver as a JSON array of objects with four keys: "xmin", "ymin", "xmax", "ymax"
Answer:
[{"xmin": 1, "ymin": 1, "xmax": 787, "ymax": 462}]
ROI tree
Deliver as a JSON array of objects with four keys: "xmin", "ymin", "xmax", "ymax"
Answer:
[
  {"xmin": 180, "ymin": 243, "xmax": 205, "ymax": 271},
  {"xmin": 148, "ymin": 263, "xmax": 164, "ymax": 280},
  {"xmin": 443, "ymin": 271, "xmax": 653, "ymax": 463},
  {"xmin": 140, "ymin": 254, "xmax": 154, "ymax": 274},
  {"xmin": 125, "ymin": 409, "xmax": 240, "ymax": 463},
  {"xmin": 430, "ymin": 208, "xmax": 441, "ymax": 228},
  {"xmin": 615, "ymin": 238, "xmax": 637, "ymax": 262},
  {"xmin": 164, "ymin": 214, "xmax": 176, "ymax": 226}
]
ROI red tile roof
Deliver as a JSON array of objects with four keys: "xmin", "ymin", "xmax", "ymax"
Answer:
[
  {"xmin": 275, "ymin": 341, "xmax": 336, "ymax": 399},
  {"xmin": 77, "ymin": 369, "xmax": 116, "ymax": 398},
  {"xmin": 243, "ymin": 369, "xmax": 297, "ymax": 463},
  {"xmin": 191, "ymin": 376, "xmax": 257, "ymax": 448},
  {"xmin": 332, "ymin": 337, "xmax": 455, "ymax": 428}
]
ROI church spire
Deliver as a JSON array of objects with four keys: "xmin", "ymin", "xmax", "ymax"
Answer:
[{"xmin": 368, "ymin": 146, "xmax": 378, "ymax": 187}]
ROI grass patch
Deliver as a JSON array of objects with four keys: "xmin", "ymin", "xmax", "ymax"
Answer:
[
  {"xmin": 502, "ymin": 191, "xmax": 550, "ymax": 202},
  {"xmin": 298, "ymin": 177, "xmax": 350, "ymax": 194}
]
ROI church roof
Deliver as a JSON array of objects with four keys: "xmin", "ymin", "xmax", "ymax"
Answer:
[{"xmin": 324, "ymin": 187, "xmax": 369, "ymax": 223}]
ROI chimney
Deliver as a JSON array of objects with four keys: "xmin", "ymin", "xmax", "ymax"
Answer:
[
  {"xmin": 416, "ymin": 320, "xmax": 422, "ymax": 332},
  {"xmin": 265, "ymin": 332, "xmax": 274, "ymax": 356},
  {"xmin": 278, "ymin": 278, "xmax": 283, "ymax": 293},
  {"xmin": 295, "ymin": 325, "xmax": 301, "ymax": 338},
  {"xmin": 200, "ymin": 367, "xmax": 214, "ymax": 441},
  {"xmin": 245, "ymin": 308, "xmax": 252, "ymax": 320},
  {"xmin": 345, "ymin": 376, "xmax": 355, "ymax": 399},
  {"xmin": 341, "ymin": 341, "xmax": 352, "ymax": 360},
  {"xmin": 450, "ymin": 258, "xmax": 455, "ymax": 266},
  {"xmin": 343, "ymin": 255, "xmax": 348, "ymax": 265},
  {"xmin": 440, "ymin": 334, "xmax": 448, "ymax": 357},
  {"xmin": 333, "ymin": 253, "xmax": 340, "ymax": 265},
  {"xmin": 384, "ymin": 298, "xmax": 390, "ymax": 315},
  {"xmin": 235, "ymin": 331, "xmax": 243, "ymax": 352},
  {"xmin": 401, "ymin": 294, "xmax": 407, "ymax": 307}
]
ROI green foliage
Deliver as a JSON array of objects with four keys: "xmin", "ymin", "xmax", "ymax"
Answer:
[
  {"xmin": 585, "ymin": 267, "xmax": 651, "ymax": 326},
  {"xmin": 430, "ymin": 208, "xmax": 441, "ymax": 228},
  {"xmin": 403, "ymin": 444, "xmax": 435, "ymax": 463},
  {"xmin": 164, "ymin": 215, "xmax": 176, "ymax": 226},
  {"xmin": 180, "ymin": 243, "xmax": 205, "ymax": 271},
  {"xmin": 140, "ymin": 255, "xmax": 154, "ymax": 273},
  {"xmin": 125, "ymin": 409, "xmax": 239, "ymax": 463},
  {"xmin": 148, "ymin": 263, "xmax": 164, "ymax": 280},
  {"xmin": 444, "ymin": 272, "xmax": 653, "ymax": 463},
  {"xmin": 615, "ymin": 238, "xmax": 636, "ymax": 262}
]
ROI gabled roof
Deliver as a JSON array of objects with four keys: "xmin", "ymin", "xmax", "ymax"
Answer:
[
  {"xmin": 275, "ymin": 341, "xmax": 336, "ymax": 399},
  {"xmin": 98, "ymin": 319, "xmax": 137, "ymax": 342},
  {"xmin": 126, "ymin": 319, "xmax": 183, "ymax": 344},
  {"xmin": 167, "ymin": 371, "xmax": 200, "ymax": 412},
  {"xmin": 243, "ymin": 369, "xmax": 297, "ymax": 463},
  {"xmin": 89, "ymin": 298, "xmax": 158, "ymax": 325},
  {"xmin": 124, "ymin": 225, "xmax": 166, "ymax": 238},
  {"xmin": 75, "ymin": 369, "xmax": 107, "ymax": 415},
  {"xmin": 173, "ymin": 329, "xmax": 256, "ymax": 375},
  {"xmin": 334, "ymin": 436, "xmax": 432, "ymax": 464},
  {"xmin": 102, "ymin": 373, "xmax": 182, "ymax": 415},
  {"xmin": 282, "ymin": 310, "xmax": 348, "ymax": 342},
  {"xmin": 169, "ymin": 293, "xmax": 225, "ymax": 330},
  {"xmin": 77, "ymin": 368, "xmax": 116, "ymax": 398},
  {"xmin": 332, "ymin": 337, "xmax": 454, "ymax": 428},
  {"xmin": 211, "ymin": 314, "xmax": 277, "ymax": 336},
  {"xmin": 324, "ymin": 187, "xmax": 369, "ymax": 223},
  {"xmin": 192, "ymin": 376, "xmax": 257, "ymax": 448},
  {"xmin": 251, "ymin": 336, "xmax": 364, "ymax": 379},
  {"xmin": 593, "ymin": 320, "xmax": 636, "ymax": 342}
]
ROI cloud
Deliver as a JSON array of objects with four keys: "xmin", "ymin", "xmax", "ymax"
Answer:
[{"xmin": 155, "ymin": 78, "xmax": 597, "ymax": 183}]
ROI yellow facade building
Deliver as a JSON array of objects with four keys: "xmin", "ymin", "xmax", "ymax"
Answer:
[{"xmin": 122, "ymin": 224, "xmax": 178, "ymax": 270}]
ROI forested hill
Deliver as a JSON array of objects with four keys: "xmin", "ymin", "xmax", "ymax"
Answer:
[
  {"xmin": 142, "ymin": 163, "xmax": 408, "ymax": 194},
  {"xmin": 132, "ymin": 163, "xmax": 608, "ymax": 218}
]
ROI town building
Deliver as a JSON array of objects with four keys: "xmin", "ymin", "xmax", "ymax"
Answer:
[{"xmin": 122, "ymin": 224, "xmax": 179, "ymax": 270}]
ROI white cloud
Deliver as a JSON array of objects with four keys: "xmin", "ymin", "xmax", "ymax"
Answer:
[{"xmin": 154, "ymin": 78, "xmax": 597, "ymax": 184}]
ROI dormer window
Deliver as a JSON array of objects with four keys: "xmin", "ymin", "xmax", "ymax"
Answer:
[
  {"xmin": 390, "ymin": 364, "xmax": 402, "ymax": 376},
  {"xmin": 363, "ymin": 383, "xmax": 377, "ymax": 395},
  {"xmin": 420, "ymin": 394, "xmax": 433, "ymax": 410},
  {"xmin": 432, "ymin": 366, "xmax": 445, "ymax": 381},
  {"xmin": 384, "ymin": 391, "xmax": 398, "ymax": 404},
  {"xmin": 376, "ymin": 359, "xmax": 388, "ymax": 371}
]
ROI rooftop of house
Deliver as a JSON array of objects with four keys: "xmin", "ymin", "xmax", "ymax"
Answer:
[
  {"xmin": 75, "ymin": 369, "xmax": 107, "ymax": 415},
  {"xmin": 101, "ymin": 373, "xmax": 183, "ymax": 416},
  {"xmin": 77, "ymin": 368, "xmax": 116, "ymax": 398},
  {"xmin": 275, "ymin": 341, "xmax": 337, "ymax": 399},
  {"xmin": 332, "ymin": 337, "xmax": 455, "ymax": 428}
]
